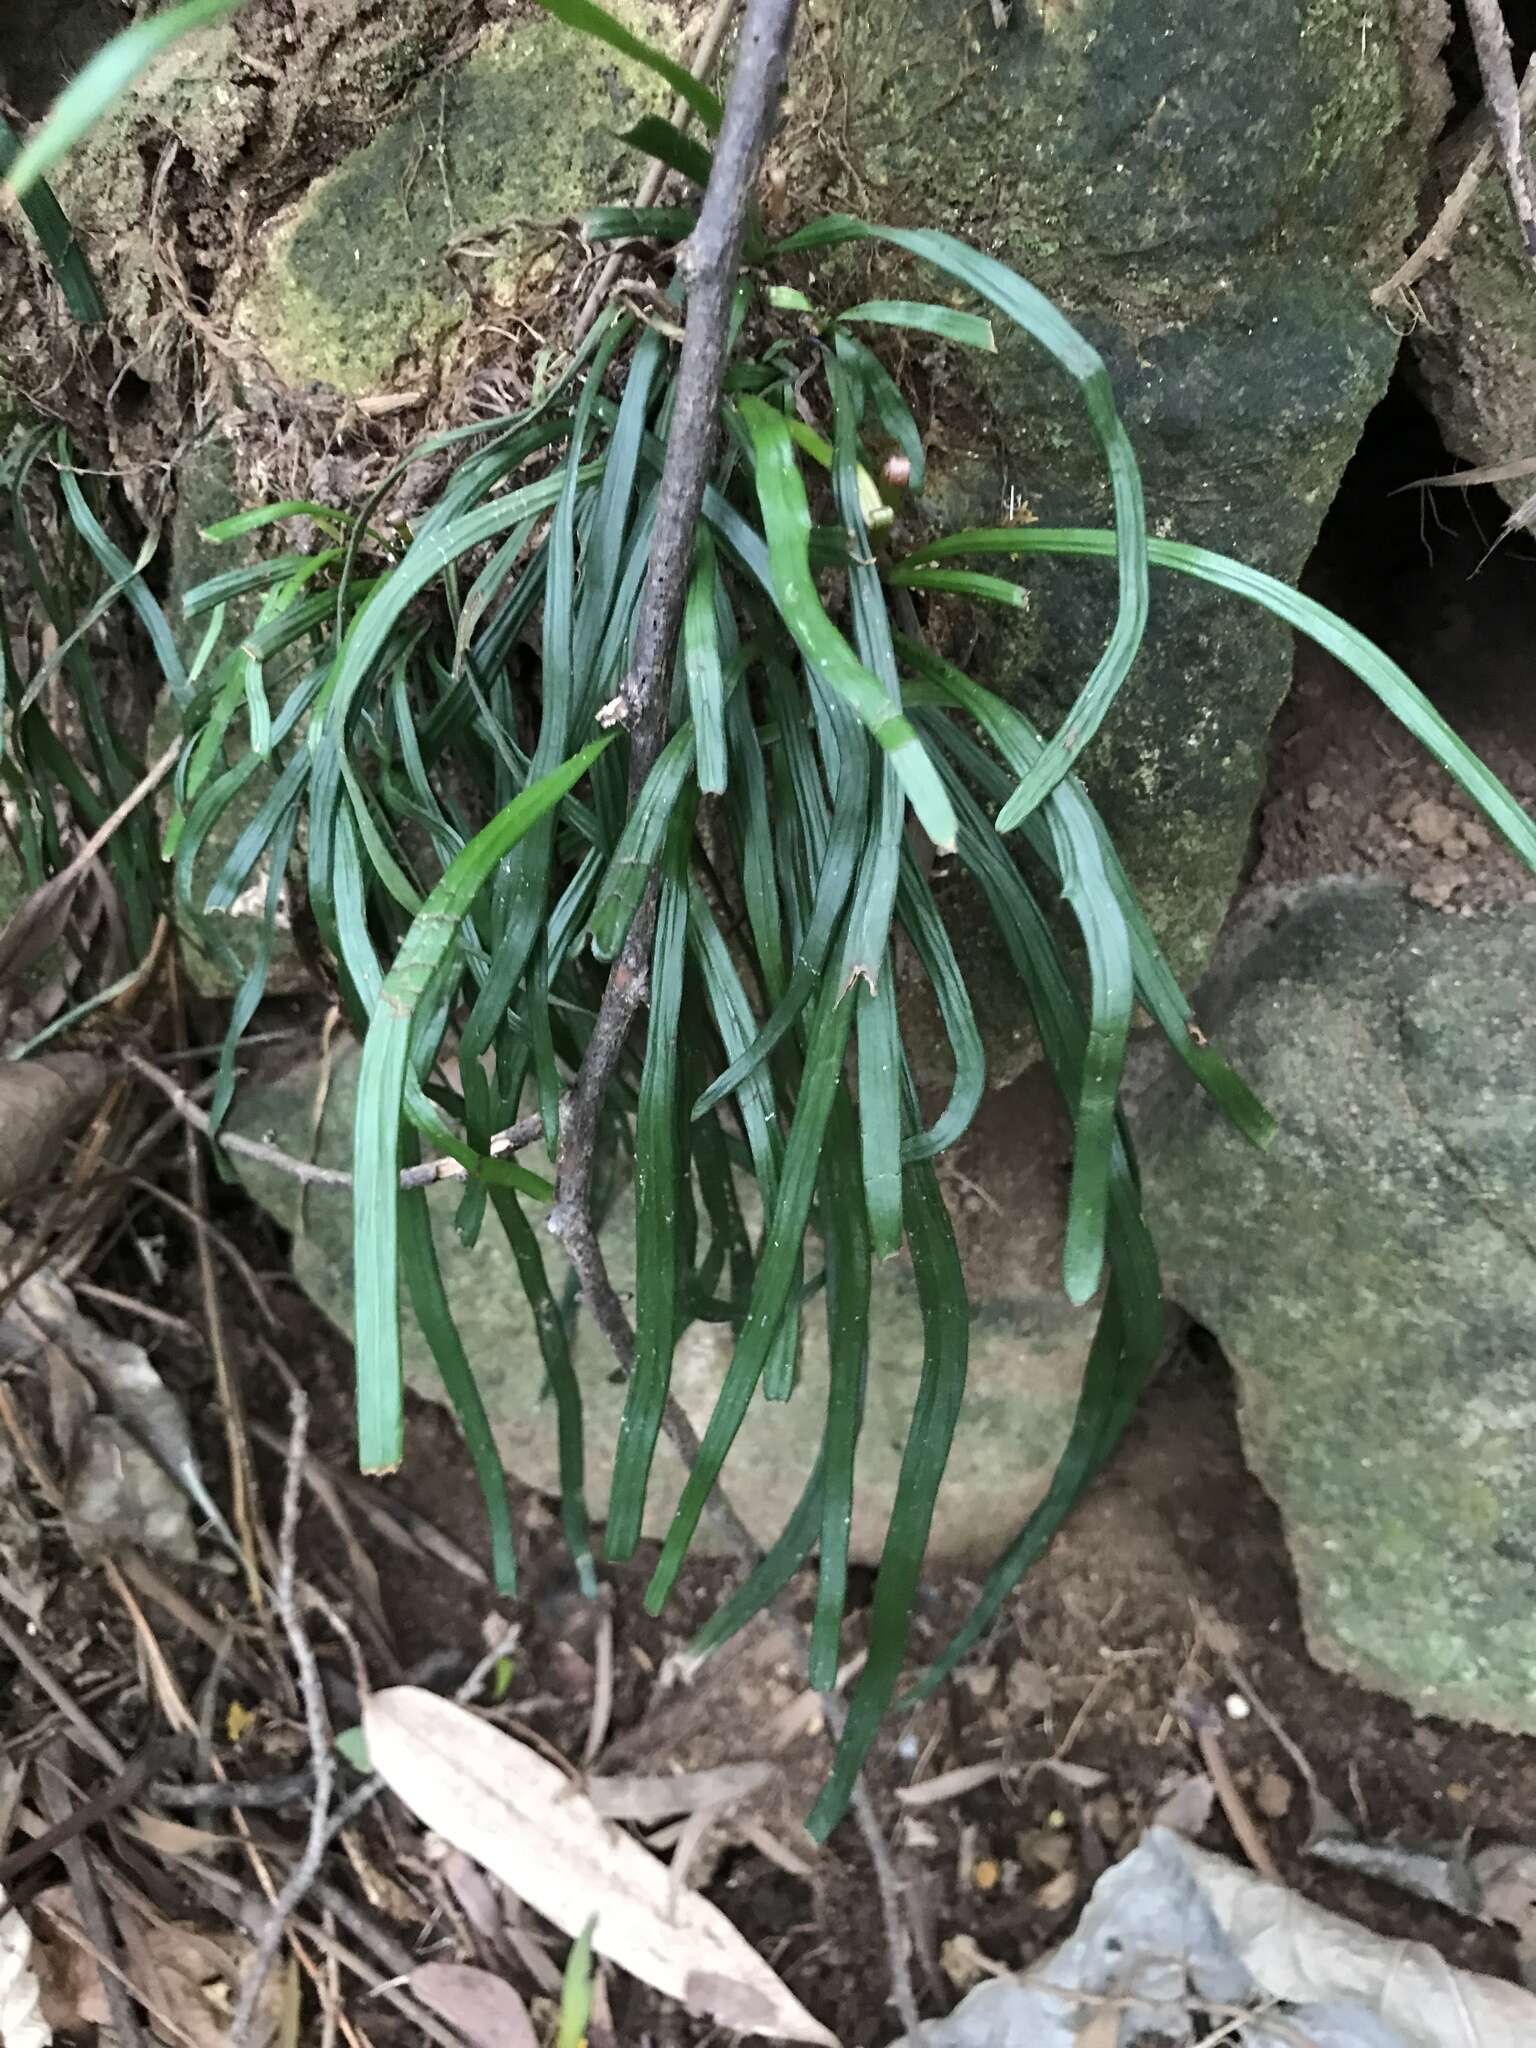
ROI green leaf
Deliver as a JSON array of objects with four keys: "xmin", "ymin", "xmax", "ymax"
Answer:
[
  {"xmin": 352, "ymin": 738, "xmax": 610, "ymax": 1475},
  {"xmin": 589, "ymin": 723, "xmax": 697, "ymax": 959},
  {"xmin": 617, "ymin": 114, "xmax": 713, "ymax": 187},
  {"xmin": 683, "ymin": 525, "xmax": 728, "ymax": 795},
  {"xmin": 334, "ymin": 1726, "xmax": 371, "ymax": 1772},
  {"xmin": 531, "ymin": 0, "xmax": 723, "ymax": 132},
  {"xmin": 584, "ymin": 203, "xmax": 697, "ymax": 242},
  {"xmin": 0, "ymin": 116, "xmax": 105, "ymax": 322},
  {"xmin": 606, "ymin": 801, "xmax": 693, "ymax": 1560},
  {"xmin": 811, "ymin": 1084, "xmax": 870, "ymax": 1688},
  {"xmin": 838, "ymin": 299, "xmax": 996, "ymax": 351},
  {"xmin": 558, "ymin": 1918, "xmax": 597, "ymax": 2048},
  {"xmin": 772, "ymin": 217, "xmax": 1150, "ymax": 823},
  {"xmin": 3, "ymin": 0, "xmax": 244, "ymax": 200},
  {"xmin": 809, "ymin": 1122, "xmax": 968, "ymax": 1840},
  {"xmin": 488, "ymin": 1187, "xmax": 596, "ymax": 1595},
  {"xmin": 736, "ymin": 394, "xmax": 957, "ymax": 852},
  {"xmin": 900, "ymin": 526, "xmax": 1536, "ymax": 876},
  {"xmin": 398, "ymin": 1156, "xmax": 519, "ymax": 1594}
]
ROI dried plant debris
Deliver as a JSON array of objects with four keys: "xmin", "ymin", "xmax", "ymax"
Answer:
[
  {"xmin": 0, "ymin": 1258, "xmax": 230, "ymax": 1558},
  {"xmin": 907, "ymin": 1828, "xmax": 1536, "ymax": 2048},
  {"xmin": 364, "ymin": 1687, "xmax": 835, "ymax": 2045}
]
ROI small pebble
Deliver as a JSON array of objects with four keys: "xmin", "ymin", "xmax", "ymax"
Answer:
[
  {"xmin": 1031, "ymin": 1868, "xmax": 1078, "ymax": 1912},
  {"xmin": 1256, "ymin": 1770, "xmax": 1293, "ymax": 1819}
]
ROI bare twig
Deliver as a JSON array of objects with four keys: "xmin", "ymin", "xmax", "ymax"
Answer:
[
  {"xmin": 0, "ymin": 1610, "xmax": 125, "ymax": 1771},
  {"xmin": 1184, "ymin": 1696, "xmax": 1283, "ymax": 1886},
  {"xmin": 551, "ymin": 0, "xmax": 797, "ymax": 1555},
  {"xmin": 120, "ymin": 1046, "xmax": 544, "ymax": 1190},
  {"xmin": 1464, "ymin": 0, "xmax": 1536, "ymax": 260},
  {"xmin": 231, "ymin": 1391, "xmax": 337, "ymax": 2047},
  {"xmin": 39, "ymin": 1741, "xmax": 150, "ymax": 2048},
  {"xmin": 1375, "ymin": 57, "xmax": 1536, "ymax": 302}
]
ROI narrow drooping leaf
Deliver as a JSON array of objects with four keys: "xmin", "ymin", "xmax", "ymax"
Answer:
[
  {"xmin": 353, "ymin": 741, "xmax": 608, "ymax": 1474},
  {"xmin": 737, "ymin": 395, "xmax": 957, "ymax": 852},
  {"xmin": 607, "ymin": 803, "xmax": 693, "ymax": 1560}
]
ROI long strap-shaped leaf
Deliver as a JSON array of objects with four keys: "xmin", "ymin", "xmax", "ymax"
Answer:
[
  {"xmin": 896, "ymin": 527, "xmax": 1536, "ymax": 875},
  {"xmin": 353, "ymin": 739, "xmax": 610, "ymax": 1474},
  {"xmin": 606, "ymin": 801, "xmax": 694, "ymax": 1560},
  {"xmin": 773, "ymin": 217, "xmax": 1150, "ymax": 825},
  {"xmin": 809, "ymin": 1117, "xmax": 968, "ymax": 1840},
  {"xmin": 735, "ymin": 394, "xmax": 957, "ymax": 852},
  {"xmin": 530, "ymin": 0, "xmax": 724, "ymax": 133}
]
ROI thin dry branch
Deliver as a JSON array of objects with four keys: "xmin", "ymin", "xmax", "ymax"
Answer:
[
  {"xmin": 1464, "ymin": 0, "xmax": 1536, "ymax": 260},
  {"xmin": 1375, "ymin": 56, "xmax": 1536, "ymax": 302},
  {"xmin": 230, "ymin": 1390, "xmax": 337, "ymax": 2047},
  {"xmin": 120, "ymin": 1046, "xmax": 544, "ymax": 1190},
  {"xmin": 550, "ymin": 0, "xmax": 798, "ymax": 1551}
]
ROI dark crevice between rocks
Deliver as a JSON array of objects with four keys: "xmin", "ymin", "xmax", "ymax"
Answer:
[{"xmin": 1245, "ymin": 361, "xmax": 1536, "ymax": 914}]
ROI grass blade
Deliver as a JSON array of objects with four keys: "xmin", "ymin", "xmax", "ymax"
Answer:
[
  {"xmin": 353, "ymin": 739, "xmax": 609, "ymax": 1474},
  {"xmin": 809, "ymin": 1124, "xmax": 968, "ymax": 1840},
  {"xmin": 531, "ymin": 0, "xmax": 723, "ymax": 132},
  {"xmin": 683, "ymin": 526, "xmax": 728, "ymax": 794},
  {"xmin": 838, "ymin": 299, "xmax": 995, "ymax": 351},
  {"xmin": 900, "ymin": 525, "xmax": 1536, "ymax": 874},
  {"xmin": 811, "ymin": 1083, "xmax": 870, "ymax": 1688},
  {"xmin": 736, "ymin": 394, "xmax": 956, "ymax": 852},
  {"xmin": 0, "ymin": 116, "xmax": 105, "ymax": 321},
  {"xmin": 773, "ymin": 217, "xmax": 1149, "ymax": 823},
  {"xmin": 606, "ymin": 802, "xmax": 693, "ymax": 1561},
  {"xmin": 399, "ymin": 1155, "xmax": 519, "ymax": 1594}
]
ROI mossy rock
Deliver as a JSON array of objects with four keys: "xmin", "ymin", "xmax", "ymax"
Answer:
[
  {"xmin": 1410, "ymin": 168, "xmax": 1536, "ymax": 515},
  {"xmin": 238, "ymin": 5, "xmax": 682, "ymax": 396},
  {"xmin": 834, "ymin": 0, "xmax": 1434, "ymax": 984},
  {"xmin": 1140, "ymin": 880, "xmax": 1536, "ymax": 1731},
  {"xmin": 229, "ymin": 1047, "xmax": 1099, "ymax": 1562}
]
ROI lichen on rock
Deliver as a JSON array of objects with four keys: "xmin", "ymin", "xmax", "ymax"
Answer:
[{"xmin": 237, "ymin": 4, "xmax": 683, "ymax": 397}]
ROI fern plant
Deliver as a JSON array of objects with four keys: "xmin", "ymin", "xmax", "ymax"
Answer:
[{"xmin": 158, "ymin": 4, "xmax": 1536, "ymax": 1836}]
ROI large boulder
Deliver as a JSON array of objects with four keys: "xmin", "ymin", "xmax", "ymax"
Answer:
[
  {"xmin": 1139, "ymin": 879, "xmax": 1536, "ymax": 1731},
  {"xmin": 230, "ymin": 1048, "xmax": 1100, "ymax": 1560},
  {"xmin": 837, "ymin": 0, "xmax": 1440, "ymax": 980}
]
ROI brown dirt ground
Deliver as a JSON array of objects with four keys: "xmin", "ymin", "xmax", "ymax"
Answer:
[{"xmin": 6, "ymin": 1046, "xmax": 1532, "ymax": 2046}]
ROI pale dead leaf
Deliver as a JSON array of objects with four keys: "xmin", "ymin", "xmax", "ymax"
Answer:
[
  {"xmin": 0, "ymin": 1892, "xmax": 51, "ymax": 2048},
  {"xmin": 896, "ymin": 1761, "xmax": 1004, "ymax": 1808},
  {"xmin": 364, "ymin": 1688, "xmax": 835, "ymax": 2045},
  {"xmin": 1042, "ymin": 1760, "xmax": 1109, "ymax": 1792},
  {"xmin": 1151, "ymin": 1772, "xmax": 1216, "ymax": 1839},
  {"xmin": 590, "ymin": 1762, "xmax": 776, "ymax": 1824},
  {"xmin": 125, "ymin": 1808, "xmax": 229, "ymax": 1858},
  {"xmin": 2, "ymin": 1264, "xmax": 231, "ymax": 1553},
  {"xmin": 939, "ymin": 1932, "xmax": 1008, "ymax": 1992},
  {"xmin": 1074, "ymin": 2009, "xmax": 1119, "ymax": 2046},
  {"xmin": 408, "ymin": 1961, "xmax": 538, "ymax": 2048}
]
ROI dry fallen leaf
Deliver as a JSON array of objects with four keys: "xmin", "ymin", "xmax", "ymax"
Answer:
[
  {"xmin": 2, "ymin": 1262, "xmax": 231, "ymax": 1557},
  {"xmin": 0, "ymin": 1892, "xmax": 51, "ymax": 2048},
  {"xmin": 589, "ymin": 1762, "xmax": 776, "ymax": 1824},
  {"xmin": 364, "ymin": 1688, "xmax": 836, "ymax": 2045},
  {"xmin": 408, "ymin": 1961, "xmax": 538, "ymax": 2048}
]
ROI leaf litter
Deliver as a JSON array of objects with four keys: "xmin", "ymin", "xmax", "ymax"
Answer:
[{"xmin": 364, "ymin": 1686, "xmax": 836, "ymax": 2043}]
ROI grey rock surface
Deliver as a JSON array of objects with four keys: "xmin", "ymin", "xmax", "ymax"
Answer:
[
  {"xmin": 231, "ymin": 1053, "xmax": 1098, "ymax": 1561},
  {"xmin": 1141, "ymin": 879, "xmax": 1536, "ymax": 1730}
]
